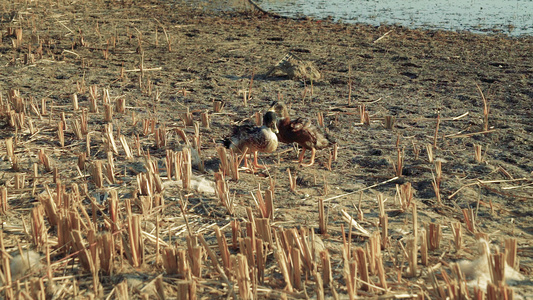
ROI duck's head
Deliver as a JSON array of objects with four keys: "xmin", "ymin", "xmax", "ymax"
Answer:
[
  {"xmin": 270, "ymin": 101, "xmax": 289, "ymax": 118},
  {"xmin": 263, "ymin": 111, "xmax": 279, "ymax": 133}
]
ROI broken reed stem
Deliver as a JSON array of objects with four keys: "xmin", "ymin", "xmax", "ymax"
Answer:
[
  {"xmin": 214, "ymin": 171, "xmax": 234, "ymax": 215},
  {"xmin": 451, "ymin": 222, "xmax": 463, "ymax": 250},
  {"xmin": 377, "ymin": 194, "xmax": 388, "ymax": 249},
  {"xmin": 397, "ymin": 182, "xmax": 413, "ymax": 211},
  {"xmin": 355, "ymin": 247, "xmax": 370, "ymax": 291},
  {"xmin": 433, "ymin": 113, "xmax": 440, "ymax": 147},
  {"xmin": 181, "ymin": 108, "xmax": 194, "ymax": 126},
  {"xmin": 476, "ymin": 83, "xmax": 489, "ymax": 131},
  {"xmin": 216, "ymin": 146, "xmax": 229, "ymax": 176},
  {"xmin": 38, "ymin": 149, "xmax": 52, "ymax": 172},
  {"xmin": 317, "ymin": 112, "xmax": 324, "ymax": 127},
  {"xmin": 318, "ymin": 198, "xmax": 327, "ymax": 235},
  {"xmin": 287, "ymin": 168, "xmax": 296, "ymax": 192},
  {"xmin": 347, "ymin": 66, "xmax": 352, "ymax": 105},
  {"xmin": 396, "ymin": 147, "xmax": 404, "ymax": 177},
  {"xmin": 119, "ymin": 135, "xmax": 133, "ymax": 160},
  {"xmin": 265, "ymin": 189, "xmax": 274, "ymax": 220},
  {"xmin": 412, "ymin": 201, "xmax": 418, "ymax": 244},
  {"xmin": 359, "ymin": 104, "xmax": 370, "ymax": 125},
  {"xmin": 431, "ymin": 168, "xmax": 442, "ymax": 205},
  {"xmin": 426, "ymin": 143, "xmax": 434, "ymax": 163},
  {"xmin": 246, "ymin": 69, "xmax": 255, "ymax": 106},
  {"xmin": 89, "ymin": 85, "xmax": 99, "ymax": 113},
  {"xmin": 462, "ymin": 208, "xmax": 476, "ymax": 233}
]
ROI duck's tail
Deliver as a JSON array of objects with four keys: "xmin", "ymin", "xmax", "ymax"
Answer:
[
  {"xmin": 222, "ymin": 138, "xmax": 232, "ymax": 149},
  {"xmin": 325, "ymin": 130, "xmax": 337, "ymax": 146},
  {"xmin": 316, "ymin": 129, "xmax": 336, "ymax": 149}
]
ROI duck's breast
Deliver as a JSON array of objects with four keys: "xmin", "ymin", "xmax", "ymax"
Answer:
[{"xmin": 257, "ymin": 128, "xmax": 278, "ymax": 153}]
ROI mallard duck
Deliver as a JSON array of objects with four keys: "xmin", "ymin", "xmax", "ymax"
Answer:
[
  {"xmin": 272, "ymin": 102, "xmax": 335, "ymax": 167},
  {"xmin": 223, "ymin": 111, "xmax": 279, "ymax": 169}
]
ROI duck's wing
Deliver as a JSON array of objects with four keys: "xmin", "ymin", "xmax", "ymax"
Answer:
[
  {"xmin": 289, "ymin": 117, "xmax": 312, "ymax": 132},
  {"xmin": 231, "ymin": 123, "xmax": 256, "ymax": 137},
  {"xmin": 292, "ymin": 117, "xmax": 334, "ymax": 149}
]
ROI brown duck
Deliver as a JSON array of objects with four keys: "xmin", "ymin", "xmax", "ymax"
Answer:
[{"xmin": 272, "ymin": 102, "xmax": 335, "ymax": 167}]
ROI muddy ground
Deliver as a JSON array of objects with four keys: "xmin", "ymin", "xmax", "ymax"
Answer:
[{"xmin": 0, "ymin": 0, "xmax": 531, "ymax": 299}]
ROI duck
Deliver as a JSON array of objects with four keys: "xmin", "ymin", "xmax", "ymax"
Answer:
[
  {"xmin": 271, "ymin": 101, "xmax": 335, "ymax": 167},
  {"xmin": 223, "ymin": 110, "xmax": 279, "ymax": 169}
]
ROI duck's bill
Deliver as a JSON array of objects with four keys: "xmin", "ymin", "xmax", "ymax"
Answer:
[{"xmin": 272, "ymin": 123, "xmax": 279, "ymax": 134}]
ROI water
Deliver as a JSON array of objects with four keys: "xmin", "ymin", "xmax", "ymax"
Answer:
[{"xmin": 255, "ymin": 0, "xmax": 533, "ymax": 36}]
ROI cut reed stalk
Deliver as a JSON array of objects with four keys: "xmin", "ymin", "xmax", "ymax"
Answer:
[
  {"xmin": 505, "ymin": 238, "xmax": 518, "ymax": 271},
  {"xmin": 320, "ymin": 250, "xmax": 333, "ymax": 287},
  {"xmin": 58, "ymin": 121, "xmax": 65, "ymax": 147},
  {"xmin": 0, "ymin": 187, "xmax": 7, "ymax": 216},
  {"xmin": 38, "ymin": 149, "xmax": 52, "ymax": 172},
  {"xmin": 89, "ymin": 85, "xmax": 99, "ymax": 113},
  {"xmin": 474, "ymin": 144, "xmax": 483, "ymax": 162},
  {"xmin": 5, "ymin": 137, "xmax": 14, "ymax": 160},
  {"xmin": 376, "ymin": 255, "xmax": 388, "ymax": 289},
  {"xmin": 426, "ymin": 223, "xmax": 442, "ymax": 251},
  {"xmin": 420, "ymin": 228, "xmax": 428, "ymax": 266},
  {"xmin": 213, "ymin": 100, "xmax": 224, "ymax": 112},
  {"xmin": 451, "ymin": 222, "xmax": 462, "ymax": 251},
  {"xmin": 200, "ymin": 110, "xmax": 210, "ymax": 128},
  {"xmin": 71, "ymin": 93, "xmax": 78, "ymax": 110},
  {"xmin": 355, "ymin": 247, "xmax": 370, "ymax": 291},
  {"xmin": 89, "ymin": 161, "xmax": 104, "ymax": 188},
  {"xmin": 406, "ymin": 238, "xmax": 417, "ymax": 277},
  {"xmin": 384, "ymin": 115, "xmax": 395, "ymax": 129},
  {"xmin": 181, "ymin": 108, "xmax": 194, "ymax": 126},
  {"xmin": 359, "ymin": 104, "xmax": 370, "ymax": 125},
  {"xmin": 104, "ymin": 103, "xmax": 113, "ymax": 122},
  {"xmin": 182, "ymin": 147, "xmax": 192, "ymax": 190}
]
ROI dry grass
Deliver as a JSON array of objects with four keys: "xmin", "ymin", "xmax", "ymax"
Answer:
[{"xmin": 0, "ymin": 1, "xmax": 529, "ymax": 299}]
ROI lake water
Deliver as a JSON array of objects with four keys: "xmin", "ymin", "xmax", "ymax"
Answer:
[{"xmin": 254, "ymin": 0, "xmax": 532, "ymax": 36}]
